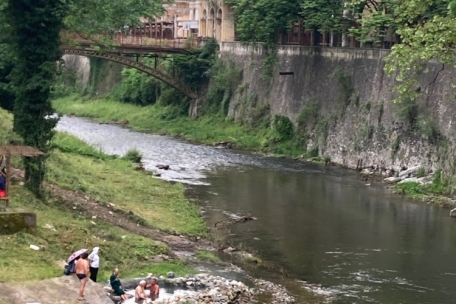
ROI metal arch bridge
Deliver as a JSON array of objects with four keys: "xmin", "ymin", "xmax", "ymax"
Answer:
[
  {"xmin": 62, "ymin": 47, "xmax": 198, "ymax": 100},
  {"xmin": 60, "ymin": 31, "xmax": 203, "ymax": 100}
]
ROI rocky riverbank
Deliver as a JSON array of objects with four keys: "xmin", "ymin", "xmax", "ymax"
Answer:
[
  {"xmin": 359, "ymin": 164, "xmax": 456, "ymax": 213},
  {"xmin": 106, "ymin": 273, "xmax": 295, "ymax": 304}
]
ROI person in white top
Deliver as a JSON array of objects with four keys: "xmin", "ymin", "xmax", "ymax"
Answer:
[{"xmin": 88, "ymin": 247, "xmax": 100, "ymax": 282}]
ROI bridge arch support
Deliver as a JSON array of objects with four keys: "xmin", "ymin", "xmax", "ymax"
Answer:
[{"xmin": 62, "ymin": 48, "xmax": 198, "ymax": 100}]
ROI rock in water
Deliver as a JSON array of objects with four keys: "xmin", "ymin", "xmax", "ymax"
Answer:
[
  {"xmin": 167, "ymin": 271, "xmax": 175, "ymax": 278},
  {"xmin": 450, "ymin": 208, "xmax": 456, "ymax": 218}
]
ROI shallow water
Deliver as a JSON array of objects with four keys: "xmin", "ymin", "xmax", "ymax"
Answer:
[
  {"xmin": 57, "ymin": 116, "xmax": 456, "ymax": 303},
  {"xmin": 123, "ymin": 288, "xmax": 198, "ymax": 304}
]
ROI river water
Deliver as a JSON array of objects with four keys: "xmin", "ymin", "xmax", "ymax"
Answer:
[{"xmin": 57, "ymin": 116, "xmax": 456, "ymax": 304}]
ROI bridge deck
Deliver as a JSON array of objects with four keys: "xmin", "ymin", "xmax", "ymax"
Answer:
[{"xmin": 61, "ymin": 31, "xmax": 202, "ymax": 55}]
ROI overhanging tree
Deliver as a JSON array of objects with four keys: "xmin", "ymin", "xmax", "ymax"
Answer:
[
  {"xmin": 5, "ymin": 0, "xmax": 64, "ymax": 196},
  {"xmin": 1, "ymin": 0, "xmax": 165, "ymax": 196},
  {"xmin": 384, "ymin": 0, "xmax": 456, "ymax": 102}
]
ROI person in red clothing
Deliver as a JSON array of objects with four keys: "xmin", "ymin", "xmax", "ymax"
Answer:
[{"xmin": 0, "ymin": 171, "xmax": 6, "ymax": 197}]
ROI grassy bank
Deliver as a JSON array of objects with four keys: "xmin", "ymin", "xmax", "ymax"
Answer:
[
  {"xmin": 47, "ymin": 133, "xmax": 207, "ymax": 236},
  {"xmin": 394, "ymin": 170, "xmax": 456, "ymax": 208},
  {"xmin": 0, "ymin": 107, "xmax": 201, "ymax": 283},
  {"xmin": 52, "ymin": 95, "xmax": 310, "ymax": 157}
]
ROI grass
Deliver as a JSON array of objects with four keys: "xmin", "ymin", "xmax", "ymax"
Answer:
[
  {"xmin": 47, "ymin": 133, "xmax": 207, "ymax": 237},
  {"xmin": 123, "ymin": 148, "xmax": 142, "ymax": 163},
  {"xmin": 394, "ymin": 169, "xmax": 453, "ymax": 205},
  {"xmin": 0, "ymin": 185, "xmax": 197, "ymax": 283},
  {"xmin": 195, "ymin": 250, "xmax": 223, "ymax": 264},
  {"xmin": 52, "ymin": 95, "xmax": 312, "ymax": 158},
  {"xmin": 0, "ymin": 107, "xmax": 203, "ymax": 283}
]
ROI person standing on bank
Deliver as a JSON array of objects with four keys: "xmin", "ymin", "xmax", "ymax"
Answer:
[
  {"xmin": 75, "ymin": 252, "xmax": 90, "ymax": 301},
  {"xmin": 88, "ymin": 247, "xmax": 100, "ymax": 282}
]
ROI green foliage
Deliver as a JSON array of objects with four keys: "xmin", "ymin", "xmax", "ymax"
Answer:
[
  {"xmin": 111, "ymin": 39, "xmax": 217, "ymax": 109},
  {"xmin": 391, "ymin": 137, "xmax": 400, "ymax": 155},
  {"xmin": 51, "ymin": 132, "xmax": 115, "ymax": 160},
  {"xmin": 195, "ymin": 250, "xmax": 223, "ymax": 263},
  {"xmin": 226, "ymin": 0, "xmax": 301, "ymax": 76},
  {"xmin": 301, "ymin": 0, "xmax": 345, "ymax": 33},
  {"xmin": 112, "ymin": 61, "xmax": 162, "ymax": 106},
  {"xmin": 296, "ymin": 100, "xmax": 318, "ymax": 130},
  {"xmin": 205, "ymin": 59, "xmax": 241, "ymax": 115},
  {"xmin": 6, "ymin": 0, "xmax": 64, "ymax": 196},
  {"xmin": 383, "ymin": 0, "xmax": 456, "ymax": 103},
  {"xmin": 47, "ymin": 133, "xmax": 207, "ymax": 236},
  {"xmin": 171, "ymin": 39, "xmax": 218, "ymax": 90},
  {"xmin": 308, "ymin": 146, "xmax": 319, "ymax": 158},
  {"xmin": 227, "ymin": 0, "xmax": 301, "ymax": 47},
  {"xmin": 271, "ymin": 115, "xmax": 294, "ymax": 142},
  {"xmin": 123, "ymin": 148, "xmax": 142, "ymax": 163},
  {"xmin": 348, "ymin": 0, "xmax": 400, "ymax": 46},
  {"xmin": 331, "ymin": 67, "xmax": 354, "ymax": 105},
  {"xmin": 417, "ymin": 167, "xmax": 426, "ymax": 178},
  {"xmin": 63, "ymin": 0, "xmax": 164, "ymax": 37},
  {"xmin": 51, "ymin": 63, "xmax": 79, "ymax": 99}
]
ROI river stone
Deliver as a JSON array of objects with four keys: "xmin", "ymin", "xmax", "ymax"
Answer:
[
  {"xmin": 167, "ymin": 271, "xmax": 175, "ymax": 278},
  {"xmin": 383, "ymin": 176, "xmax": 402, "ymax": 184},
  {"xmin": 450, "ymin": 208, "xmax": 456, "ymax": 217},
  {"xmin": 399, "ymin": 165, "xmax": 421, "ymax": 178}
]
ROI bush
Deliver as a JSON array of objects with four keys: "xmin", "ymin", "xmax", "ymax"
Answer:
[
  {"xmin": 123, "ymin": 148, "xmax": 142, "ymax": 163},
  {"xmin": 417, "ymin": 167, "xmax": 426, "ymax": 178},
  {"xmin": 272, "ymin": 115, "xmax": 294, "ymax": 142},
  {"xmin": 308, "ymin": 146, "xmax": 319, "ymax": 158}
]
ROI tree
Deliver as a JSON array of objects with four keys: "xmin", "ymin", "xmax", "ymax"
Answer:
[
  {"xmin": 63, "ymin": 0, "xmax": 164, "ymax": 44},
  {"xmin": 300, "ymin": 0, "xmax": 345, "ymax": 34},
  {"xmin": 347, "ymin": 0, "xmax": 400, "ymax": 47},
  {"xmin": 5, "ymin": 0, "xmax": 64, "ymax": 196},
  {"xmin": 0, "ymin": 0, "xmax": 14, "ymax": 111},
  {"xmin": 227, "ymin": 0, "xmax": 301, "ymax": 47},
  {"xmin": 384, "ymin": 0, "xmax": 455, "ymax": 103},
  {"xmin": 0, "ymin": 0, "xmax": 165, "ymax": 196}
]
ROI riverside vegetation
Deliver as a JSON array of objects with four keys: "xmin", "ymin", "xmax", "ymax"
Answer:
[
  {"xmin": 52, "ymin": 57, "xmax": 456, "ymax": 205},
  {"xmin": 0, "ymin": 107, "xmax": 202, "ymax": 283}
]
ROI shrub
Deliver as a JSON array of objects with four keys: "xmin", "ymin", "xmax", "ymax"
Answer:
[
  {"xmin": 416, "ymin": 167, "xmax": 426, "ymax": 178},
  {"xmin": 123, "ymin": 148, "xmax": 142, "ymax": 163},
  {"xmin": 272, "ymin": 115, "xmax": 294, "ymax": 142},
  {"xmin": 308, "ymin": 146, "xmax": 319, "ymax": 158}
]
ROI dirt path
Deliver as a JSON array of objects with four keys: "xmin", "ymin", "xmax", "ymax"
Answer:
[
  {"xmin": 0, "ymin": 275, "xmax": 112, "ymax": 304},
  {"xmin": 47, "ymin": 184, "xmax": 214, "ymax": 256}
]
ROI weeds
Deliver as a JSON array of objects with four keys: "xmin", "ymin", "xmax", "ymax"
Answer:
[
  {"xmin": 123, "ymin": 148, "xmax": 142, "ymax": 163},
  {"xmin": 195, "ymin": 250, "xmax": 223, "ymax": 264}
]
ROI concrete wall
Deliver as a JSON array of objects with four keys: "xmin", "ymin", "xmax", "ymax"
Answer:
[
  {"xmin": 0, "ymin": 212, "xmax": 37, "ymax": 235},
  {"xmin": 221, "ymin": 42, "xmax": 456, "ymax": 172}
]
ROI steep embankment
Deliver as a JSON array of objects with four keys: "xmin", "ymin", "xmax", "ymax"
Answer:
[{"xmin": 221, "ymin": 43, "xmax": 456, "ymax": 174}]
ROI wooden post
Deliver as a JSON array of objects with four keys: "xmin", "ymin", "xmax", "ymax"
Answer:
[{"xmin": 5, "ymin": 153, "xmax": 10, "ymax": 208}]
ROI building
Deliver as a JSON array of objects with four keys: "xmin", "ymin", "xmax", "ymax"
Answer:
[
  {"xmin": 154, "ymin": 0, "xmax": 235, "ymax": 42},
  {"xmin": 198, "ymin": 0, "xmax": 235, "ymax": 42}
]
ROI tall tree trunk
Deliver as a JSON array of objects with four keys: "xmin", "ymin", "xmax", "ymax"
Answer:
[{"xmin": 7, "ymin": 0, "xmax": 63, "ymax": 196}]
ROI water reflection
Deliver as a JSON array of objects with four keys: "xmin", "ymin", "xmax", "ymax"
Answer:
[{"xmin": 195, "ymin": 167, "xmax": 456, "ymax": 303}]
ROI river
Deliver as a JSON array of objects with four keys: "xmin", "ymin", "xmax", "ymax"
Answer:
[{"xmin": 57, "ymin": 116, "xmax": 456, "ymax": 304}]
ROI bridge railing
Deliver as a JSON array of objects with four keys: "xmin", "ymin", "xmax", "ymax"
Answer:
[
  {"xmin": 60, "ymin": 30, "xmax": 202, "ymax": 50},
  {"xmin": 114, "ymin": 33, "xmax": 202, "ymax": 49}
]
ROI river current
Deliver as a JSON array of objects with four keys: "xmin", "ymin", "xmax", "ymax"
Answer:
[{"xmin": 57, "ymin": 116, "xmax": 456, "ymax": 304}]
